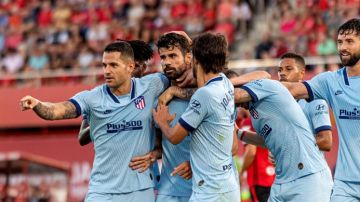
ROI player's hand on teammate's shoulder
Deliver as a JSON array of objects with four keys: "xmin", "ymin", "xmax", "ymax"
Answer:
[
  {"xmin": 164, "ymin": 31, "xmax": 192, "ymax": 45},
  {"xmin": 20, "ymin": 95, "xmax": 40, "ymax": 111},
  {"xmin": 171, "ymin": 160, "xmax": 192, "ymax": 180}
]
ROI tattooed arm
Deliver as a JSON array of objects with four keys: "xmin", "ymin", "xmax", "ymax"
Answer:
[
  {"xmin": 158, "ymin": 86, "xmax": 197, "ymax": 105},
  {"xmin": 20, "ymin": 95, "xmax": 78, "ymax": 120}
]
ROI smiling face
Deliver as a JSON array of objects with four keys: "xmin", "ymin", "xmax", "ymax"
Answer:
[
  {"xmin": 277, "ymin": 58, "xmax": 304, "ymax": 82},
  {"xmin": 159, "ymin": 46, "xmax": 188, "ymax": 80},
  {"xmin": 102, "ymin": 51, "xmax": 134, "ymax": 89},
  {"xmin": 337, "ymin": 32, "xmax": 360, "ymax": 67}
]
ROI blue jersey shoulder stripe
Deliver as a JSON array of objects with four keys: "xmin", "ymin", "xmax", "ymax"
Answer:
[
  {"xmin": 131, "ymin": 79, "xmax": 136, "ymax": 99},
  {"xmin": 69, "ymin": 99, "xmax": 81, "ymax": 117},
  {"xmin": 241, "ymin": 86, "xmax": 259, "ymax": 103},
  {"xmin": 179, "ymin": 118, "xmax": 195, "ymax": 132},
  {"xmin": 302, "ymin": 81, "xmax": 314, "ymax": 102}
]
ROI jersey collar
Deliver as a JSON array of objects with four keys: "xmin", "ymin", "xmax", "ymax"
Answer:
[
  {"xmin": 105, "ymin": 80, "xmax": 136, "ymax": 103},
  {"xmin": 343, "ymin": 67, "xmax": 350, "ymax": 86},
  {"xmin": 205, "ymin": 75, "xmax": 223, "ymax": 86}
]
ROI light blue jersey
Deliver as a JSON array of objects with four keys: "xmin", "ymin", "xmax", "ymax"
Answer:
[
  {"xmin": 179, "ymin": 73, "xmax": 239, "ymax": 195},
  {"xmin": 304, "ymin": 67, "xmax": 360, "ymax": 182},
  {"xmin": 298, "ymin": 99, "xmax": 332, "ymax": 143},
  {"xmin": 157, "ymin": 98, "xmax": 192, "ymax": 198},
  {"xmin": 70, "ymin": 73, "xmax": 169, "ymax": 194},
  {"xmin": 241, "ymin": 79, "xmax": 328, "ymax": 184}
]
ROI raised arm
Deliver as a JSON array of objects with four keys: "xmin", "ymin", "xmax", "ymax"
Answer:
[
  {"xmin": 20, "ymin": 95, "xmax": 78, "ymax": 120},
  {"xmin": 234, "ymin": 88, "xmax": 253, "ymax": 104},
  {"xmin": 281, "ymin": 82, "xmax": 310, "ymax": 99},
  {"xmin": 230, "ymin": 71, "xmax": 271, "ymax": 86}
]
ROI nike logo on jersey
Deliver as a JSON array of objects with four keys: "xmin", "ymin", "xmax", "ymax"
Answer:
[
  {"xmin": 335, "ymin": 90, "xmax": 343, "ymax": 95},
  {"xmin": 103, "ymin": 110, "xmax": 112, "ymax": 114}
]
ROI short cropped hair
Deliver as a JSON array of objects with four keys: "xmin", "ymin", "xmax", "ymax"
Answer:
[
  {"xmin": 104, "ymin": 41, "xmax": 134, "ymax": 62},
  {"xmin": 156, "ymin": 33, "xmax": 191, "ymax": 55},
  {"xmin": 223, "ymin": 69, "xmax": 239, "ymax": 79},
  {"xmin": 338, "ymin": 18, "xmax": 360, "ymax": 36},
  {"xmin": 192, "ymin": 32, "xmax": 228, "ymax": 74},
  {"xmin": 280, "ymin": 52, "xmax": 306, "ymax": 69}
]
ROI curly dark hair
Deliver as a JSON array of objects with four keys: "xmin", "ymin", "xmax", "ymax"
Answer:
[
  {"xmin": 128, "ymin": 40, "xmax": 153, "ymax": 62},
  {"xmin": 338, "ymin": 18, "xmax": 360, "ymax": 36},
  {"xmin": 192, "ymin": 32, "xmax": 228, "ymax": 74},
  {"xmin": 156, "ymin": 33, "xmax": 191, "ymax": 55}
]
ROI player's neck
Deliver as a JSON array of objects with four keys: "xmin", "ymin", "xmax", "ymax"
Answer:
[
  {"xmin": 347, "ymin": 62, "xmax": 360, "ymax": 77},
  {"xmin": 203, "ymin": 72, "xmax": 221, "ymax": 85},
  {"xmin": 110, "ymin": 79, "xmax": 131, "ymax": 96}
]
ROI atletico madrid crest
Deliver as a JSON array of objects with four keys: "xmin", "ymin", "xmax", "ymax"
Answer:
[{"xmin": 134, "ymin": 96, "xmax": 145, "ymax": 109}]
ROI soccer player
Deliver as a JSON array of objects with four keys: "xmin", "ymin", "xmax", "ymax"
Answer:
[
  {"xmin": 232, "ymin": 76, "xmax": 333, "ymax": 200},
  {"xmin": 78, "ymin": 39, "xmax": 154, "ymax": 146},
  {"xmin": 153, "ymin": 32, "xmax": 194, "ymax": 202},
  {"xmin": 153, "ymin": 33, "xmax": 240, "ymax": 202},
  {"xmin": 278, "ymin": 52, "xmax": 333, "ymax": 153},
  {"xmin": 283, "ymin": 18, "xmax": 360, "ymax": 202},
  {"xmin": 20, "ymin": 41, "xmax": 169, "ymax": 202}
]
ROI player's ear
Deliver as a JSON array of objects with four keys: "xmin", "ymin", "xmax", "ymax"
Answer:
[
  {"xmin": 128, "ymin": 60, "xmax": 135, "ymax": 74},
  {"xmin": 185, "ymin": 52, "xmax": 192, "ymax": 66}
]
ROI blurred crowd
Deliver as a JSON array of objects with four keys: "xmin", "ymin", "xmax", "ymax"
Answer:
[
  {"xmin": 254, "ymin": 0, "xmax": 360, "ymax": 59},
  {"xmin": 0, "ymin": 0, "xmax": 358, "ymax": 87},
  {"xmin": 0, "ymin": 0, "xmax": 253, "ymax": 79}
]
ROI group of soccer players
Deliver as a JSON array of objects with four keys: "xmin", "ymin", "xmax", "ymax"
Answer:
[{"xmin": 20, "ymin": 18, "xmax": 360, "ymax": 202}]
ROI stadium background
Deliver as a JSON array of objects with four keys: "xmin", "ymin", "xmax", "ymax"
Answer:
[{"xmin": 0, "ymin": 0, "xmax": 357, "ymax": 201}]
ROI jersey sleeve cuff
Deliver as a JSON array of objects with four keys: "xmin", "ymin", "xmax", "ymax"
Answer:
[
  {"xmin": 315, "ymin": 125, "xmax": 332, "ymax": 134},
  {"xmin": 69, "ymin": 99, "xmax": 81, "ymax": 118},
  {"xmin": 179, "ymin": 118, "xmax": 195, "ymax": 132},
  {"xmin": 240, "ymin": 86, "xmax": 259, "ymax": 103},
  {"xmin": 302, "ymin": 81, "xmax": 314, "ymax": 102}
]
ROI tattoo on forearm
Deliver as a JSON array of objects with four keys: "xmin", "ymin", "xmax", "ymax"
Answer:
[
  {"xmin": 175, "ymin": 87, "xmax": 196, "ymax": 99},
  {"xmin": 33, "ymin": 102, "xmax": 56, "ymax": 120},
  {"xmin": 62, "ymin": 102, "xmax": 77, "ymax": 119},
  {"xmin": 33, "ymin": 101, "xmax": 77, "ymax": 120}
]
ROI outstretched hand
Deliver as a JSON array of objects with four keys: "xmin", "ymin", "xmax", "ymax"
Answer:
[
  {"xmin": 20, "ymin": 95, "xmax": 40, "ymax": 111},
  {"xmin": 158, "ymin": 88, "xmax": 175, "ymax": 106}
]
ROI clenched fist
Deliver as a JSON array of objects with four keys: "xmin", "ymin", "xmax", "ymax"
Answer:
[{"xmin": 20, "ymin": 95, "xmax": 40, "ymax": 111}]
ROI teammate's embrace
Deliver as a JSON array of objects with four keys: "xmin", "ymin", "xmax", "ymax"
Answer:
[
  {"xmin": 20, "ymin": 41, "xmax": 169, "ymax": 202},
  {"xmin": 154, "ymin": 33, "xmax": 240, "ymax": 202}
]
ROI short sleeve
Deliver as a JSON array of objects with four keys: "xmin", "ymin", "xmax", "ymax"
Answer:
[
  {"xmin": 308, "ymin": 99, "xmax": 332, "ymax": 134},
  {"xmin": 69, "ymin": 90, "xmax": 92, "ymax": 118},
  {"xmin": 179, "ymin": 89, "xmax": 208, "ymax": 132},
  {"xmin": 240, "ymin": 79, "xmax": 278, "ymax": 103},
  {"xmin": 303, "ymin": 72, "xmax": 332, "ymax": 102},
  {"xmin": 142, "ymin": 73, "xmax": 170, "ymax": 97}
]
